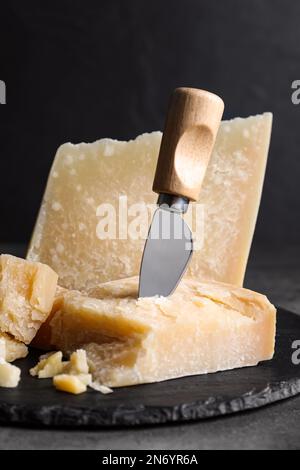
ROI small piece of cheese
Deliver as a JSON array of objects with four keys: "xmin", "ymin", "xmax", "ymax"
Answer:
[
  {"xmin": 0, "ymin": 333, "xmax": 28, "ymax": 362},
  {"xmin": 53, "ymin": 374, "xmax": 87, "ymax": 394},
  {"xmin": 33, "ymin": 276, "xmax": 276, "ymax": 388},
  {"xmin": 67, "ymin": 349, "xmax": 89, "ymax": 375},
  {"xmin": 0, "ymin": 254, "xmax": 58, "ymax": 343},
  {"xmin": 30, "ymin": 351, "xmax": 65, "ymax": 378},
  {"xmin": 0, "ymin": 359, "xmax": 21, "ymax": 388},
  {"xmin": 89, "ymin": 382, "xmax": 113, "ymax": 394},
  {"xmin": 27, "ymin": 114, "xmax": 272, "ymax": 290},
  {"xmin": 30, "ymin": 349, "xmax": 93, "ymax": 394}
]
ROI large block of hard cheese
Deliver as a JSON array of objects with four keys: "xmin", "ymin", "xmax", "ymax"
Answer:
[
  {"xmin": 33, "ymin": 277, "xmax": 276, "ymax": 388},
  {"xmin": 27, "ymin": 113, "xmax": 272, "ymax": 290}
]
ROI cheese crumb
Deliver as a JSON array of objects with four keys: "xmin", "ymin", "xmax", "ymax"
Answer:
[
  {"xmin": 90, "ymin": 382, "xmax": 113, "ymax": 394},
  {"xmin": 30, "ymin": 351, "xmax": 66, "ymax": 378},
  {"xmin": 53, "ymin": 374, "xmax": 87, "ymax": 394},
  {"xmin": 30, "ymin": 349, "xmax": 113, "ymax": 395},
  {"xmin": 0, "ymin": 359, "xmax": 21, "ymax": 388},
  {"xmin": 67, "ymin": 349, "xmax": 89, "ymax": 375}
]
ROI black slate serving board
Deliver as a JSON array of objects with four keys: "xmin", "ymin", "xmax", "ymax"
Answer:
[{"xmin": 0, "ymin": 308, "xmax": 299, "ymax": 428}]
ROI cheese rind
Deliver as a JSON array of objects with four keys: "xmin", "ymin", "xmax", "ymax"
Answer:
[
  {"xmin": 0, "ymin": 255, "xmax": 58, "ymax": 344},
  {"xmin": 27, "ymin": 113, "xmax": 272, "ymax": 290},
  {"xmin": 34, "ymin": 276, "xmax": 276, "ymax": 387}
]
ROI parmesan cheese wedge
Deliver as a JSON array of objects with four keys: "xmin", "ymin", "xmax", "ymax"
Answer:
[
  {"xmin": 27, "ymin": 113, "xmax": 272, "ymax": 290},
  {"xmin": 33, "ymin": 276, "xmax": 276, "ymax": 388}
]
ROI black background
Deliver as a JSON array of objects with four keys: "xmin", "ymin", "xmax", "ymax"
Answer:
[{"xmin": 0, "ymin": 0, "xmax": 299, "ymax": 245}]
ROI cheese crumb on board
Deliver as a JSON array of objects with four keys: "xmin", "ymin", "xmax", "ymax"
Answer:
[
  {"xmin": 0, "ymin": 333, "xmax": 28, "ymax": 362},
  {"xmin": 27, "ymin": 113, "xmax": 272, "ymax": 290},
  {"xmin": 89, "ymin": 382, "xmax": 113, "ymax": 394},
  {"xmin": 0, "ymin": 254, "xmax": 58, "ymax": 344},
  {"xmin": 30, "ymin": 351, "xmax": 66, "ymax": 378},
  {"xmin": 0, "ymin": 359, "xmax": 21, "ymax": 388},
  {"xmin": 66, "ymin": 349, "xmax": 89, "ymax": 374},
  {"xmin": 53, "ymin": 374, "xmax": 87, "ymax": 394},
  {"xmin": 33, "ymin": 276, "xmax": 276, "ymax": 388},
  {"xmin": 30, "ymin": 349, "xmax": 107, "ymax": 395}
]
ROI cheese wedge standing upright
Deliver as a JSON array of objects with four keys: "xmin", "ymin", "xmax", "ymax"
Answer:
[
  {"xmin": 27, "ymin": 113, "xmax": 272, "ymax": 290},
  {"xmin": 33, "ymin": 276, "xmax": 276, "ymax": 388}
]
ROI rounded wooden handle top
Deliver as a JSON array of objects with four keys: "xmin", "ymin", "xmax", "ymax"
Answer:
[{"xmin": 152, "ymin": 87, "xmax": 224, "ymax": 202}]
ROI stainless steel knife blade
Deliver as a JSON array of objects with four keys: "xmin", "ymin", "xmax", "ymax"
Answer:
[{"xmin": 139, "ymin": 200, "xmax": 193, "ymax": 298}]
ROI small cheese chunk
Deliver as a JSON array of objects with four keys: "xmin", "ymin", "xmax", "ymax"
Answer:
[
  {"xmin": 33, "ymin": 276, "xmax": 276, "ymax": 388},
  {"xmin": 0, "ymin": 333, "xmax": 28, "ymax": 362},
  {"xmin": 0, "ymin": 359, "xmax": 21, "ymax": 388},
  {"xmin": 0, "ymin": 254, "xmax": 58, "ymax": 343},
  {"xmin": 67, "ymin": 349, "xmax": 89, "ymax": 375},
  {"xmin": 27, "ymin": 113, "xmax": 272, "ymax": 289},
  {"xmin": 30, "ymin": 351, "xmax": 65, "ymax": 378},
  {"xmin": 53, "ymin": 374, "xmax": 87, "ymax": 394},
  {"xmin": 90, "ymin": 382, "xmax": 113, "ymax": 394}
]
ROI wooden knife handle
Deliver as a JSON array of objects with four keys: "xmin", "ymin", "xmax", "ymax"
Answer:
[{"xmin": 153, "ymin": 87, "xmax": 224, "ymax": 202}]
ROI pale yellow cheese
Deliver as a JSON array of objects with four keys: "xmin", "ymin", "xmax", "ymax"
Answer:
[
  {"xmin": 0, "ymin": 359, "xmax": 21, "ymax": 388},
  {"xmin": 0, "ymin": 333, "xmax": 28, "ymax": 362},
  {"xmin": 27, "ymin": 113, "xmax": 272, "ymax": 290},
  {"xmin": 30, "ymin": 351, "xmax": 66, "ymax": 378},
  {"xmin": 67, "ymin": 349, "xmax": 89, "ymax": 374},
  {"xmin": 74, "ymin": 373, "xmax": 92, "ymax": 386},
  {"xmin": 33, "ymin": 276, "xmax": 276, "ymax": 388},
  {"xmin": 53, "ymin": 374, "xmax": 87, "ymax": 394},
  {"xmin": 0, "ymin": 255, "xmax": 58, "ymax": 344},
  {"xmin": 30, "ymin": 349, "xmax": 94, "ymax": 395}
]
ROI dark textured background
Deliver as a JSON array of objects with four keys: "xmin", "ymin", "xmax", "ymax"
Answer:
[{"xmin": 0, "ymin": 0, "xmax": 298, "ymax": 245}]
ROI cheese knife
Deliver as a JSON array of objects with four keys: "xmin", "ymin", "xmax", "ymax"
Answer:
[{"xmin": 138, "ymin": 87, "xmax": 224, "ymax": 297}]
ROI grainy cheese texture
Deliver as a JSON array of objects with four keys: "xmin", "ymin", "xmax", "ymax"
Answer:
[
  {"xmin": 0, "ymin": 333, "xmax": 28, "ymax": 362},
  {"xmin": 33, "ymin": 276, "xmax": 276, "ymax": 388},
  {"xmin": 0, "ymin": 255, "xmax": 58, "ymax": 344},
  {"xmin": 27, "ymin": 113, "xmax": 272, "ymax": 290}
]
